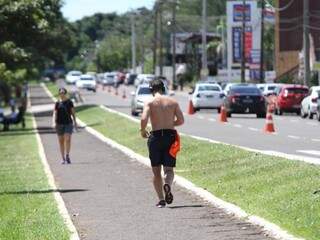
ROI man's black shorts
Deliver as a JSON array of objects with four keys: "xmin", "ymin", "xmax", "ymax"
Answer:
[{"xmin": 147, "ymin": 129, "xmax": 177, "ymax": 167}]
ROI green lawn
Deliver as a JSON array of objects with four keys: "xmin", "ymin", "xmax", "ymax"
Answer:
[
  {"xmin": 76, "ymin": 105, "xmax": 320, "ymax": 240},
  {"xmin": 0, "ymin": 114, "xmax": 70, "ymax": 240},
  {"xmin": 44, "ymin": 82, "xmax": 59, "ymax": 99}
]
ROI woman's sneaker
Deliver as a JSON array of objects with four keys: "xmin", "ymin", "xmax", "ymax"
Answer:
[
  {"xmin": 65, "ymin": 154, "xmax": 71, "ymax": 164},
  {"xmin": 156, "ymin": 200, "xmax": 166, "ymax": 208},
  {"xmin": 61, "ymin": 158, "xmax": 66, "ymax": 165}
]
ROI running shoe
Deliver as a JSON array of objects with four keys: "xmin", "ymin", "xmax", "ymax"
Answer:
[
  {"xmin": 163, "ymin": 184, "xmax": 173, "ymax": 204},
  {"xmin": 65, "ymin": 154, "xmax": 71, "ymax": 164},
  {"xmin": 61, "ymin": 158, "xmax": 66, "ymax": 165},
  {"xmin": 156, "ymin": 200, "xmax": 166, "ymax": 208}
]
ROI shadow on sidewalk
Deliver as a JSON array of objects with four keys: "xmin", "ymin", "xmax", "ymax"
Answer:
[{"xmin": 0, "ymin": 188, "xmax": 89, "ymax": 195}]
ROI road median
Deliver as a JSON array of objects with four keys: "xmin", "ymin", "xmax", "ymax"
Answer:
[{"xmin": 76, "ymin": 104, "xmax": 320, "ymax": 240}]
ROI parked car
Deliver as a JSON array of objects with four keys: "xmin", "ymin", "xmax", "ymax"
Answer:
[
  {"xmin": 222, "ymin": 82, "xmax": 236, "ymax": 96},
  {"xmin": 274, "ymin": 84, "xmax": 308, "ymax": 115},
  {"xmin": 131, "ymin": 83, "xmax": 169, "ymax": 116},
  {"xmin": 134, "ymin": 74, "xmax": 155, "ymax": 87},
  {"xmin": 264, "ymin": 83, "xmax": 282, "ymax": 96},
  {"xmin": 125, "ymin": 73, "xmax": 138, "ymax": 85},
  {"xmin": 224, "ymin": 84, "xmax": 267, "ymax": 118},
  {"xmin": 300, "ymin": 86, "xmax": 320, "ymax": 119},
  {"xmin": 65, "ymin": 70, "xmax": 82, "ymax": 84},
  {"xmin": 76, "ymin": 74, "xmax": 97, "ymax": 92},
  {"xmin": 256, "ymin": 83, "xmax": 266, "ymax": 93},
  {"xmin": 102, "ymin": 72, "xmax": 117, "ymax": 86},
  {"xmin": 258, "ymin": 83, "xmax": 282, "ymax": 96},
  {"xmin": 191, "ymin": 83, "xmax": 224, "ymax": 112}
]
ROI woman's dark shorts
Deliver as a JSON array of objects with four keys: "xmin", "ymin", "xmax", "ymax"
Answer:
[
  {"xmin": 56, "ymin": 124, "xmax": 73, "ymax": 136},
  {"xmin": 147, "ymin": 129, "xmax": 177, "ymax": 167}
]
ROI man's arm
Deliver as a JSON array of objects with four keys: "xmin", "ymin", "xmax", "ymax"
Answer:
[
  {"xmin": 174, "ymin": 103, "xmax": 184, "ymax": 126},
  {"xmin": 140, "ymin": 102, "xmax": 150, "ymax": 138}
]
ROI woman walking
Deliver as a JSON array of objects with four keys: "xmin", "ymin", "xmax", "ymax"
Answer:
[{"xmin": 52, "ymin": 87, "xmax": 78, "ymax": 164}]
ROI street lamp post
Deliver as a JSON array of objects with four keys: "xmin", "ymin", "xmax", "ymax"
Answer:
[
  {"xmin": 201, "ymin": 0, "xmax": 208, "ymax": 80},
  {"xmin": 241, "ymin": 0, "xmax": 246, "ymax": 83}
]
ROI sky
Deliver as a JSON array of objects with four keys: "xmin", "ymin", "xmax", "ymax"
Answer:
[{"xmin": 62, "ymin": 0, "xmax": 156, "ymax": 22}]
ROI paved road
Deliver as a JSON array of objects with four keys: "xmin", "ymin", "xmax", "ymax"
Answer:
[
  {"xmin": 71, "ymin": 83, "xmax": 320, "ymax": 162},
  {"xmin": 30, "ymin": 85, "xmax": 274, "ymax": 239}
]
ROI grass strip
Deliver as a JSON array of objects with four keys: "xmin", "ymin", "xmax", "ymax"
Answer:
[
  {"xmin": 0, "ymin": 114, "xmax": 70, "ymax": 240},
  {"xmin": 76, "ymin": 105, "xmax": 320, "ymax": 240},
  {"xmin": 45, "ymin": 82, "xmax": 59, "ymax": 99}
]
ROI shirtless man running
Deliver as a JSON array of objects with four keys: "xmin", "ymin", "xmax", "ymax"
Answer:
[{"xmin": 140, "ymin": 78, "xmax": 184, "ymax": 208}]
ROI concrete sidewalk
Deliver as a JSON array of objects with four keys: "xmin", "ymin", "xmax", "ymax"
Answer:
[{"xmin": 30, "ymin": 85, "xmax": 273, "ymax": 240}]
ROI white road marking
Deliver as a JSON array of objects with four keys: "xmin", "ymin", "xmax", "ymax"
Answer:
[
  {"xmin": 290, "ymin": 119, "xmax": 299, "ymax": 123},
  {"xmin": 208, "ymin": 118, "xmax": 216, "ymax": 122},
  {"xmin": 307, "ymin": 122, "xmax": 318, "ymax": 126},
  {"xmin": 248, "ymin": 127, "xmax": 259, "ymax": 132},
  {"xmin": 288, "ymin": 135, "xmax": 300, "ymax": 140},
  {"xmin": 312, "ymin": 138, "xmax": 320, "ymax": 142},
  {"xmin": 197, "ymin": 116, "xmax": 205, "ymax": 120},
  {"xmin": 233, "ymin": 124, "xmax": 243, "ymax": 128},
  {"xmin": 297, "ymin": 150, "xmax": 320, "ymax": 157}
]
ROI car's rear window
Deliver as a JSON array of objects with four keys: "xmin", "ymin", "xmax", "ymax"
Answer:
[
  {"xmin": 81, "ymin": 77, "xmax": 94, "ymax": 81},
  {"xmin": 285, "ymin": 88, "xmax": 308, "ymax": 94},
  {"xmin": 231, "ymin": 87, "xmax": 261, "ymax": 94},
  {"xmin": 71, "ymin": 73, "xmax": 81, "ymax": 76},
  {"xmin": 268, "ymin": 86, "xmax": 276, "ymax": 91},
  {"xmin": 138, "ymin": 87, "xmax": 151, "ymax": 95},
  {"xmin": 198, "ymin": 85, "xmax": 220, "ymax": 92}
]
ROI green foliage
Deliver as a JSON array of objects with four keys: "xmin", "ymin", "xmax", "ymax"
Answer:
[
  {"xmin": 97, "ymin": 36, "xmax": 131, "ymax": 71},
  {"xmin": 0, "ymin": 0, "xmax": 74, "ymax": 84}
]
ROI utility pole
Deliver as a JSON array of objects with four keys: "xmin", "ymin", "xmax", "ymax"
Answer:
[
  {"xmin": 159, "ymin": 1, "xmax": 164, "ymax": 76},
  {"xmin": 153, "ymin": 3, "xmax": 158, "ymax": 75},
  {"xmin": 303, "ymin": 0, "xmax": 310, "ymax": 86},
  {"xmin": 201, "ymin": 0, "xmax": 208, "ymax": 80},
  {"xmin": 241, "ymin": 0, "xmax": 246, "ymax": 83},
  {"xmin": 172, "ymin": 0, "xmax": 177, "ymax": 89},
  {"xmin": 260, "ymin": 0, "xmax": 265, "ymax": 83},
  {"xmin": 131, "ymin": 13, "xmax": 137, "ymax": 74}
]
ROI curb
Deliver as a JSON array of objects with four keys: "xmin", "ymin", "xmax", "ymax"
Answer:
[{"xmin": 31, "ymin": 115, "xmax": 80, "ymax": 240}]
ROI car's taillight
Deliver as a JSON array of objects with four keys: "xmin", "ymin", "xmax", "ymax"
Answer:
[
  {"xmin": 312, "ymin": 97, "xmax": 318, "ymax": 103},
  {"xmin": 260, "ymin": 96, "xmax": 265, "ymax": 102},
  {"xmin": 219, "ymin": 93, "xmax": 225, "ymax": 98},
  {"xmin": 231, "ymin": 96, "xmax": 236, "ymax": 103}
]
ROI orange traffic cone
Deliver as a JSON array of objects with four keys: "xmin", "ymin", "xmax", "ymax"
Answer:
[
  {"xmin": 264, "ymin": 105, "xmax": 275, "ymax": 133},
  {"xmin": 122, "ymin": 89, "xmax": 127, "ymax": 99},
  {"xmin": 188, "ymin": 100, "xmax": 195, "ymax": 115},
  {"xmin": 219, "ymin": 106, "xmax": 228, "ymax": 122}
]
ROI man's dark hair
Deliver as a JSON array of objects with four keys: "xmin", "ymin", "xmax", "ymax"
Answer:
[{"xmin": 149, "ymin": 78, "xmax": 165, "ymax": 93}]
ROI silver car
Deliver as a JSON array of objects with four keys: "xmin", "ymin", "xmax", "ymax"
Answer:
[{"xmin": 131, "ymin": 84, "xmax": 169, "ymax": 116}]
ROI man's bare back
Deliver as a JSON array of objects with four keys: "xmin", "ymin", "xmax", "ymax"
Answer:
[{"xmin": 140, "ymin": 93, "xmax": 184, "ymax": 137}]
